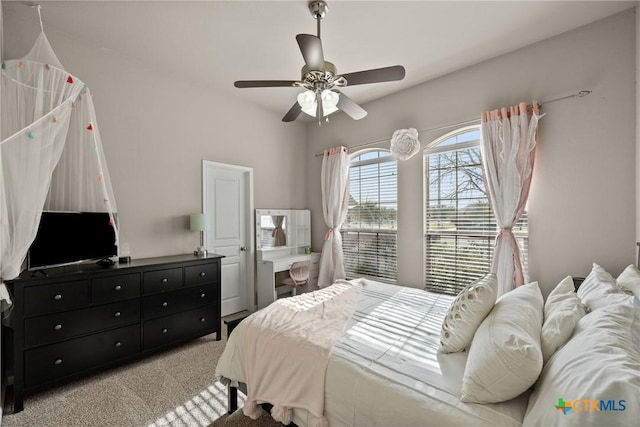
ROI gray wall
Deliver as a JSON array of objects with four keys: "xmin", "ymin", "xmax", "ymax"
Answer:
[
  {"xmin": 3, "ymin": 8, "xmax": 307, "ymax": 260},
  {"xmin": 306, "ymin": 10, "xmax": 637, "ymax": 296}
]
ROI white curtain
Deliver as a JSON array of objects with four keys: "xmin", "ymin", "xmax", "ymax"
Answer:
[
  {"xmin": 0, "ymin": 32, "xmax": 118, "ymax": 310},
  {"xmin": 318, "ymin": 146, "xmax": 349, "ymax": 287},
  {"xmin": 481, "ymin": 101, "xmax": 542, "ymax": 296}
]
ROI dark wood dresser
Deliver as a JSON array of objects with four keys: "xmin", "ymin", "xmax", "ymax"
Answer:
[{"xmin": 4, "ymin": 253, "xmax": 223, "ymax": 413}]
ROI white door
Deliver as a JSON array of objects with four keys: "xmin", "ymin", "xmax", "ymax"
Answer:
[{"xmin": 203, "ymin": 161, "xmax": 254, "ymax": 316}]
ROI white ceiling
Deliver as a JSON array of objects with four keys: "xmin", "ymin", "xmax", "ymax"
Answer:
[{"xmin": 3, "ymin": 1, "xmax": 635, "ymax": 119}]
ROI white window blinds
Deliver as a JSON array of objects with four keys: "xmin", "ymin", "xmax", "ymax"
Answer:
[
  {"xmin": 343, "ymin": 150, "xmax": 397, "ymax": 282},
  {"xmin": 424, "ymin": 128, "xmax": 527, "ymax": 295}
]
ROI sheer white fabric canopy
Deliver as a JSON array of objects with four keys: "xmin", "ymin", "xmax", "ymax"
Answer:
[{"xmin": 0, "ymin": 31, "xmax": 118, "ymax": 311}]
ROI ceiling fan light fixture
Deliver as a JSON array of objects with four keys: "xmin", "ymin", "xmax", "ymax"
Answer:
[{"xmin": 297, "ymin": 89, "xmax": 339, "ymax": 117}]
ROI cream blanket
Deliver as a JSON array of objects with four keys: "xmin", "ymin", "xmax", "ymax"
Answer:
[{"xmin": 242, "ymin": 280, "xmax": 361, "ymax": 426}]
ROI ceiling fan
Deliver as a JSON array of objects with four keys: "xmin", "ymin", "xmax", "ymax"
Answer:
[{"xmin": 234, "ymin": 0, "xmax": 406, "ymax": 125}]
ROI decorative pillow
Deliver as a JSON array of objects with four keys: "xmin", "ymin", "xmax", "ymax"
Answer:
[
  {"xmin": 439, "ymin": 273, "xmax": 497, "ymax": 353},
  {"xmin": 540, "ymin": 276, "xmax": 587, "ymax": 363},
  {"xmin": 523, "ymin": 304, "xmax": 640, "ymax": 427},
  {"xmin": 617, "ymin": 264, "xmax": 640, "ymax": 298},
  {"xmin": 460, "ymin": 282, "xmax": 544, "ymax": 403},
  {"xmin": 576, "ymin": 263, "xmax": 631, "ymax": 310}
]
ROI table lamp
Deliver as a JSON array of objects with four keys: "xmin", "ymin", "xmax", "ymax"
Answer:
[{"xmin": 190, "ymin": 213, "xmax": 210, "ymax": 256}]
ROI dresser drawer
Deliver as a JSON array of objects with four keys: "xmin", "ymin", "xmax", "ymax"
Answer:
[
  {"xmin": 24, "ymin": 325, "xmax": 140, "ymax": 389},
  {"xmin": 24, "ymin": 299, "xmax": 140, "ymax": 349},
  {"xmin": 143, "ymin": 268, "xmax": 183, "ymax": 295},
  {"xmin": 142, "ymin": 284, "xmax": 216, "ymax": 320},
  {"xmin": 185, "ymin": 263, "xmax": 218, "ymax": 287},
  {"xmin": 143, "ymin": 305, "xmax": 217, "ymax": 351},
  {"xmin": 92, "ymin": 273, "xmax": 141, "ymax": 304},
  {"xmin": 24, "ymin": 281, "xmax": 89, "ymax": 317}
]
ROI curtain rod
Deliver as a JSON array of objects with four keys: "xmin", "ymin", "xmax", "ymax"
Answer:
[{"xmin": 313, "ymin": 89, "xmax": 592, "ymax": 157}]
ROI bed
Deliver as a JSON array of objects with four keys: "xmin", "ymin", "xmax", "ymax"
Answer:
[{"xmin": 216, "ymin": 267, "xmax": 640, "ymax": 427}]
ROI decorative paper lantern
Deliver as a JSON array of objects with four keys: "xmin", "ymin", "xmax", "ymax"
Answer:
[{"xmin": 390, "ymin": 128, "xmax": 420, "ymax": 160}]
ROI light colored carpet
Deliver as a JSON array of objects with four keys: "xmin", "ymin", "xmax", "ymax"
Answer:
[
  {"xmin": 209, "ymin": 408, "xmax": 284, "ymax": 427},
  {"xmin": 1, "ymin": 332, "xmax": 243, "ymax": 427}
]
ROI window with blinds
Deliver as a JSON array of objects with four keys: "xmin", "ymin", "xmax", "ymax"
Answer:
[
  {"xmin": 424, "ymin": 127, "xmax": 528, "ymax": 295},
  {"xmin": 343, "ymin": 150, "xmax": 397, "ymax": 282}
]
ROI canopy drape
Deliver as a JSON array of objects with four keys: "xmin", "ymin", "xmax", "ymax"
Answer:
[
  {"xmin": 318, "ymin": 146, "xmax": 349, "ymax": 287},
  {"xmin": 0, "ymin": 31, "xmax": 118, "ymax": 311},
  {"xmin": 480, "ymin": 101, "xmax": 541, "ymax": 296}
]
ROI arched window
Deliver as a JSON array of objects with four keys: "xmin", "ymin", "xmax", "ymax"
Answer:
[
  {"xmin": 424, "ymin": 126, "xmax": 528, "ymax": 294},
  {"xmin": 342, "ymin": 149, "xmax": 397, "ymax": 282}
]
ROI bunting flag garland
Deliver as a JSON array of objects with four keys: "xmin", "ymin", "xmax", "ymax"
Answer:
[
  {"xmin": 66, "ymin": 76, "xmax": 74, "ymax": 84},
  {"xmin": 97, "ymin": 174, "xmax": 103, "ymax": 182},
  {"xmin": 45, "ymin": 64, "xmax": 50, "ymax": 71},
  {"xmin": 86, "ymin": 123, "xmax": 93, "ymax": 131},
  {"xmin": 18, "ymin": 60, "xmax": 24, "ymax": 69},
  {"xmin": 27, "ymin": 131, "xmax": 35, "ymax": 139},
  {"xmin": 52, "ymin": 116, "xmax": 57, "ymax": 123},
  {"xmin": 83, "ymin": 84, "xmax": 89, "ymax": 93},
  {"xmin": 1, "ymin": 62, "xmax": 5, "ymax": 70}
]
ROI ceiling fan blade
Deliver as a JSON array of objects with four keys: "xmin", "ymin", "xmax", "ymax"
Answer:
[
  {"xmin": 296, "ymin": 34, "xmax": 325, "ymax": 72},
  {"xmin": 234, "ymin": 80, "xmax": 299, "ymax": 88},
  {"xmin": 335, "ymin": 90, "xmax": 367, "ymax": 120},
  {"xmin": 282, "ymin": 102, "xmax": 302, "ymax": 122},
  {"xmin": 341, "ymin": 65, "xmax": 406, "ymax": 86}
]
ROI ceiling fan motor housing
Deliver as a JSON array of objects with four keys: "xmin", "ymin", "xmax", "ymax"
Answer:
[{"xmin": 301, "ymin": 62, "xmax": 347, "ymax": 91}]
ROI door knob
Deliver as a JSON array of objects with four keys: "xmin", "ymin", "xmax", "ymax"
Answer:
[{"xmin": 240, "ymin": 246, "xmax": 247, "ymax": 251}]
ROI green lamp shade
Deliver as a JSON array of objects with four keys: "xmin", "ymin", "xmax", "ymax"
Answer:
[{"xmin": 190, "ymin": 213, "xmax": 209, "ymax": 232}]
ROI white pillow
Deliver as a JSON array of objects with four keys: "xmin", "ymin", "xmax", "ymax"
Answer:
[
  {"xmin": 439, "ymin": 273, "xmax": 497, "ymax": 353},
  {"xmin": 460, "ymin": 282, "xmax": 544, "ymax": 403},
  {"xmin": 523, "ymin": 304, "xmax": 640, "ymax": 427},
  {"xmin": 617, "ymin": 264, "xmax": 640, "ymax": 298},
  {"xmin": 540, "ymin": 276, "xmax": 587, "ymax": 363},
  {"xmin": 577, "ymin": 263, "xmax": 631, "ymax": 310}
]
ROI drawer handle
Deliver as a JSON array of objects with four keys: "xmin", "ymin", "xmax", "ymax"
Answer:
[
  {"xmin": 114, "ymin": 285, "xmax": 122, "ymax": 291},
  {"xmin": 114, "ymin": 341, "xmax": 122, "ymax": 348},
  {"xmin": 161, "ymin": 278, "xmax": 168, "ymax": 283},
  {"xmin": 162, "ymin": 328, "xmax": 168, "ymax": 334},
  {"xmin": 162, "ymin": 301, "xmax": 168, "ymax": 307},
  {"xmin": 54, "ymin": 358, "xmax": 63, "ymax": 366},
  {"xmin": 199, "ymin": 272, "xmax": 206, "ymax": 277},
  {"xmin": 200, "ymin": 293, "xmax": 206, "ymax": 298},
  {"xmin": 54, "ymin": 324, "xmax": 62, "ymax": 331},
  {"xmin": 114, "ymin": 311, "xmax": 121, "ymax": 317},
  {"xmin": 54, "ymin": 294, "xmax": 62, "ymax": 301},
  {"xmin": 200, "ymin": 317, "xmax": 206, "ymax": 323}
]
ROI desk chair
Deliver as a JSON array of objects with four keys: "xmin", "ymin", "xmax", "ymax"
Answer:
[{"xmin": 280, "ymin": 260, "xmax": 311, "ymax": 296}]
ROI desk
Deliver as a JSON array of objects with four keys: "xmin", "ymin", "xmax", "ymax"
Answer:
[{"xmin": 256, "ymin": 253, "xmax": 320, "ymax": 309}]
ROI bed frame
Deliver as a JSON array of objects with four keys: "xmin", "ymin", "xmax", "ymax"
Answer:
[{"xmin": 223, "ymin": 313, "xmax": 248, "ymax": 414}]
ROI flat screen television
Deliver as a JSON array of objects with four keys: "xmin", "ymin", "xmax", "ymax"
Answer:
[{"xmin": 27, "ymin": 211, "xmax": 118, "ymax": 271}]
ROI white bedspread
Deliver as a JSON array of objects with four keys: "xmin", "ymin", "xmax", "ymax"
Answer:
[
  {"xmin": 242, "ymin": 280, "xmax": 360, "ymax": 425},
  {"xmin": 216, "ymin": 279, "xmax": 529, "ymax": 427}
]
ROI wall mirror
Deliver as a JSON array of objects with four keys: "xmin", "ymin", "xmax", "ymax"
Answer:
[{"xmin": 255, "ymin": 209, "xmax": 310, "ymax": 250}]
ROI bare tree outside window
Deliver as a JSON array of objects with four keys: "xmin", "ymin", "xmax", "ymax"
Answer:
[{"xmin": 425, "ymin": 128, "xmax": 527, "ymax": 295}]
